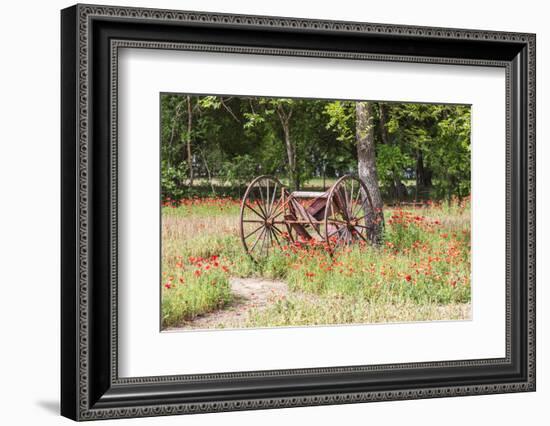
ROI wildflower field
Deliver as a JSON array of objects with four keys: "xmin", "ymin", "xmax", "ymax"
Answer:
[{"xmin": 161, "ymin": 196, "xmax": 471, "ymax": 330}]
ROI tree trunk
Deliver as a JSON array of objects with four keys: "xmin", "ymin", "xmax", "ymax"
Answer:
[
  {"xmin": 277, "ymin": 104, "xmax": 298, "ymax": 190},
  {"xmin": 186, "ymin": 96, "xmax": 194, "ymax": 186},
  {"xmin": 394, "ymin": 177, "xmax": 407, "ymax": 200},
  {"xmin": 198, "ymin": 147, "xmax": 215, "ymax": 195},
  {"xmin": 378, "ymin": 103, "xmax": 390, "ymax": 145},
  {"xmin": 416, "ymin": 150, "xmax": 432, "ymax": 190},
  {"xmin": 282, "ymin": 123, "xmax": 297, "ymax": 190},
  {"xmin": 380, "ymin": 103, "xmax": 406, "ymax": 201},
  {"xmin": 167, "ymin": 101, "xmax": 184, "ymax": 168},
  {"xmin": 356, "ymin": 102, "xmax": 384, "ymax": 245}
]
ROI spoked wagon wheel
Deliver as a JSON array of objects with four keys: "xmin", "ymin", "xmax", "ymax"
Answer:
[
  {"xmin": 240, "ymin": 176, "xmax": 289, "ymax": 262},
  {"xmin": 323, "ymin": 175, "xmax": 374, "ymax": 252}
]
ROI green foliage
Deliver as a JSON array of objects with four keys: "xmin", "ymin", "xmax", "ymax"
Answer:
[
  {"xmin": 161, "ymin": 94, "xmax": 471, "ymax": 201},
  {"xmin": 323, "ymin": 101, "xmax": 356, "ymax": 145},
  {"xmin": 428, "ymin": 106, "xmax": 471, "ymax": 199},
  {"xmin": 382, "ymin": 103, "xmax": 471, "ymax": 199},
  {"xmin": 161, "ymin": 161, "xmax": 188, "ymax": 201},
  {"xmin": 219, "ymin": 154, "xmax": 258, "ymax": 188},
  {"xmin": 375, "ymin": 143, "xmax": 414, "ymax": 191}
]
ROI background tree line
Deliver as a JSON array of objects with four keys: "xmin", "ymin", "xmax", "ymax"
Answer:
[{"xmin": 160, "ymin": 94, "xmax": 471, "ymax": 203}]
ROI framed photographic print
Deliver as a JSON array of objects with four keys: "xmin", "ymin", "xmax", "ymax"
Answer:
[{"xmin": 61, "ymin": 4, "xmax": 536, "ymax": 421}]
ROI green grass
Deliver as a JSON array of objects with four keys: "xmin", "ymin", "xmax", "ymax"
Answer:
[
  {"xmin": 162, "ymin": 267, "xmax": 232, "ymax": 325},
  {"xmin": 245, "ymin": 297, "xmax": 469, "ymax": 328},
  {"xmin": 161, "ymin": 196, "xmax": 471, "ymax": 329}
]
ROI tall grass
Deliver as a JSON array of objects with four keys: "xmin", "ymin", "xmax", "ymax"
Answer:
[
  {"xmin": 161, "ymin": 196, "xmax": 471, "ymax": 328},
  {"xmin": 162, "ymin": 266, "xmax": 232, "ymax": 326}
]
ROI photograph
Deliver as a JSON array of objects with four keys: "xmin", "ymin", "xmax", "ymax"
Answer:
[
  {"xmin": 160, "ymin": 94, "xmax": 472, "ymax": 331},
  {"xmin": 59, "ymin": 3, "xmax": 535, "ymax": 420}
]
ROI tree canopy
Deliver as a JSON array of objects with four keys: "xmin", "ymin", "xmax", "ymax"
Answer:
[{"xmin": 160, "ymin": 94, "xmax": 471, "ymax": 202}]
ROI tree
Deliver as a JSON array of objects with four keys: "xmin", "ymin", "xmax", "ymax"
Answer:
[
  {"xmin": 384, "ymin": 103, "xmax": 471, "ymax": 201},
  {"xmin": 376, "ymin": 103, "xmax": 408, "ymax": 199},
  {"xmin": 243, "ymin": 98, "xmax": 303, "ymax": 190},
  {"xmin": 275, "ymin": 101, "xmax": 297, "ymax": 190},
  {"xmin": 185, "ymin": 96, "xmax": 194, "ymax": 185},
  {"xmin": 355, "ymin": 102, "xmax": 384, "ymax": 245},
  {"xmin": 324, "ymin": 100, "xmax": 385, "ymax": 245},
  {"xmin": 426, "ymin": 105, "xmax": 471, "ymax": 200},
  {"xmin": 160, "ymin": 94, "xmax": 471, "ymax": 204}
]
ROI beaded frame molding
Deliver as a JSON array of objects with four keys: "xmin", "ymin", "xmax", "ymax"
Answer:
[{"xmin": 61, "ymin": 4, "xmax": 536, "ymax": 421}]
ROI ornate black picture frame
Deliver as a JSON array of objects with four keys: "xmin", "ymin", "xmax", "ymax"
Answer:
[{"xmin": 61, "ymin": 4, "xmax": 536, "ymax": 421}]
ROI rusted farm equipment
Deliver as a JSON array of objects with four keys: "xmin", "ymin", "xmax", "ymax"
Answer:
[{"xmin": 239, "ymin": 175, "xmax": 374, "ymax": 261}]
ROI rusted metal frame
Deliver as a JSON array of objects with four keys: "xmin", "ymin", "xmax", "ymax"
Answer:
[{"xmin": 289, "ymin": 197, "xmax": 324, "ymax": 239}]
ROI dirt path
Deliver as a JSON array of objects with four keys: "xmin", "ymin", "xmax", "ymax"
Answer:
[{"xmin": 167, "ymin": 277, "xmax": 289, "ymax": 330}]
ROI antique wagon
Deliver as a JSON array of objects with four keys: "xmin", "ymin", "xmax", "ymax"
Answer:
[{"xmin": 239, "ymin": 175, "xmax": 374, "ymax": 261}]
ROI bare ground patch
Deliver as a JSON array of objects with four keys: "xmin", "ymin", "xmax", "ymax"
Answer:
[{"xmin": 165, "ymin": 277, "xmax": 290, "ymax": 330}]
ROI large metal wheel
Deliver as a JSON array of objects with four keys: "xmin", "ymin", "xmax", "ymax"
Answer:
[
  {"xmin": 239, "ymin": 176, "xmax": 288, "ymax": 262},
  {"xmin": 323, "ymin": 175, "xmax": 374, "ymax": 251}
]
